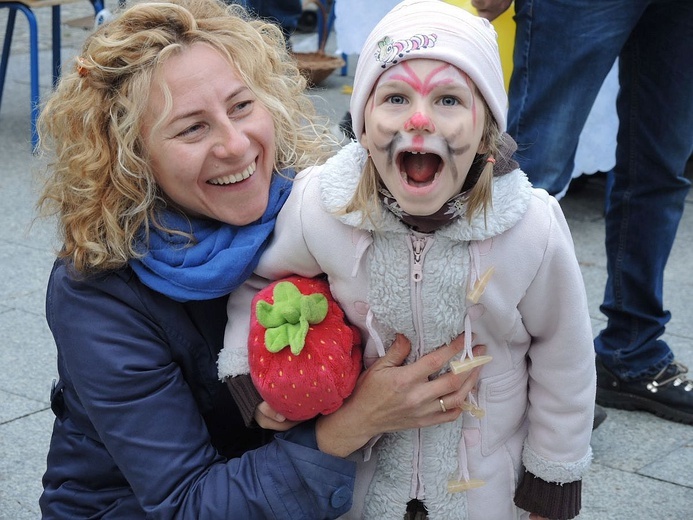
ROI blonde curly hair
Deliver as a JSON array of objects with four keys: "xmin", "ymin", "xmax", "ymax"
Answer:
[{"xmin": 37, "ymin": 0, "xmax": 336, "ymax": 274}]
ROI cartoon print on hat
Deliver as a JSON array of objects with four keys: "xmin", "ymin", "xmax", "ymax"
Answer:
[{"xmin": 374, "ymin": 33, "xmax": 438, "ymax": 68}]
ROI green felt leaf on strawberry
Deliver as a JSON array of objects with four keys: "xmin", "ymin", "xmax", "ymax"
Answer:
[
  {"xmin": 256, "ymin": 281, "xmax": 328, "ymax": 356},
  {"xmin": 248, "ymin": 276, "xmax": 362, "ymax": 421}
]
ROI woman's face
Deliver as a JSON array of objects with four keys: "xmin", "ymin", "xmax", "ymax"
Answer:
[
  {"xmin": 360, "ymin": 58, "xmax": 486, "ymax": 216},
  {"xmin": 143, "ymin": 43, "xmax": 276, "ymax": 225}
]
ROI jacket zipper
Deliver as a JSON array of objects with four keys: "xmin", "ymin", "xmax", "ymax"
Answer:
[{"xmin": 407, "ymin": 233, "xmax": 434, "ymax": 500}]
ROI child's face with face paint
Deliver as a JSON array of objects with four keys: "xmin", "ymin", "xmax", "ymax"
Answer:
[{"xmin": 360, "ymin": 59, "xmax": 486, "ymax": 216}]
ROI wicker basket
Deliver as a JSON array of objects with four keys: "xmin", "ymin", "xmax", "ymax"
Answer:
[{"xmin": 292, "ymin": 0, "xmax": 345, "ymax": 86}]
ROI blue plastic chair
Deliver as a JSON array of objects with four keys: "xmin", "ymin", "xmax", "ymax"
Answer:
[{"xmin": 0, "ymin": 0, "xmax": 103, "ymax": 151}]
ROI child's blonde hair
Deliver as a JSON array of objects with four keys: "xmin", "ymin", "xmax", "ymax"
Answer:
[{"xmin": 37, "ymin": 0, "xmax": 336, "ymax": 274}]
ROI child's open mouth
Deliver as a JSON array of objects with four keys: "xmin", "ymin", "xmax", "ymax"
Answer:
[{"xmin": 399, "ymin": 151, "xmax": 442, "ymax": 187}]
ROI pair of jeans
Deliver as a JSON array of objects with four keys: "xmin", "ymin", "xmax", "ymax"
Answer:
[{"xmin": 507, "ymin": 0, "xmax": 693, "ymax": 380}]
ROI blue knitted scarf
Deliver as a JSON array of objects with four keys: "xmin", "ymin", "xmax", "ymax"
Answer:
[{"xmin": 130, "ymin": 172, "xmax": 293, "ymax": 302}]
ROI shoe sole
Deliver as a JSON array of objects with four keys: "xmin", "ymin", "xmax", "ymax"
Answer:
[{"xmin": 596, "ymin": 387, "xmax": 693, "ymax": 425}]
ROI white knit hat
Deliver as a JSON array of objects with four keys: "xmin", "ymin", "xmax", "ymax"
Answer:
[{"xmin": 350, "ymin": 0, "xmax": 507, "ymax": 141}]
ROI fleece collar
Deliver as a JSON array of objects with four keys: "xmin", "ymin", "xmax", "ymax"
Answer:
[{"xmin": 320, "ymin": 141, "xmax": 533, "ymax": 242}]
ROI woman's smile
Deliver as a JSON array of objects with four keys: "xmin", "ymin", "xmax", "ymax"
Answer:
[{"xmin": 207, "ymin": 161, "xmax": 257, "ymax": 186}]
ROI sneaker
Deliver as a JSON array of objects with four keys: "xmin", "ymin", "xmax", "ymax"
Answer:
[{"xmin": 596, "ymin": 357, "xmax": 693, "ymax": 425}]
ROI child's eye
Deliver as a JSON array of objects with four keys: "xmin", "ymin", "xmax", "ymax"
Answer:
[
  {"xmin": 439, "ymin": 96, "xmax": 459, "ymax": 107},
  {"xmin": 386, "ymin": 94, "xmax": 407, "ymax": 105}
]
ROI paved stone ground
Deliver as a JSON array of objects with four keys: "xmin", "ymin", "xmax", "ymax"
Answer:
[{"xmin": 1, "ymin": 4, "xmax": 692, "ymax": 519}]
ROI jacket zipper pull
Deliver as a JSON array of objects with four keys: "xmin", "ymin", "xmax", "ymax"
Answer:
[{"xmin": 411, "ymin": 237, "xmax": 425, "ymax": 282}]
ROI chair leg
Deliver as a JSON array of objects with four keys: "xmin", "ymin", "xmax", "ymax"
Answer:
[
  {"xmin": 21, "ymin": 5, "xmax": 40, "ymax": 151},
  {"xmin": 9, "ymin": 4, "xmax": 40, "ymax": 150},
  {"xmin": 51, "ymin": 5, "xmax": 61, "ymax": 86},
  {"xmin": 1, "ymin": 4, "xmax": 41, "ymax": 150},
  {"xmin": 2, "ymin": 0, "xmax": 108, "ymax": 151},
  {"xmin": 0, "ymin": 8, "xmax": 18, "ymax": 110},
  {"xmin": 51, "ymin": 0, "xmax": 104, "ymax": 89}
]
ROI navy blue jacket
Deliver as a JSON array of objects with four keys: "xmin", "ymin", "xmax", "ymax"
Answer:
[{"xmin": 40, "ymin": 259, "xmax": 355, "ymax": 519}]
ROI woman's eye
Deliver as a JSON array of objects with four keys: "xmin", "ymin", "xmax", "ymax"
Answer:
[
  {"xmin": 231, "ymin": 99, "xmax": 253, "ymax": 116},
  {"xmin": 440, "ymin": 96, "xmax": 459, "ymax": 107},
  {"xmin": 177, "ymin": 123, "xmax": 204, "ymax": 137}
]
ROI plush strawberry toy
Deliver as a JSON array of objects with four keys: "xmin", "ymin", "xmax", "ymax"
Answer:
[{"xmin": 248, "ymin": 276, "xmax": 362, "ymax": 421}]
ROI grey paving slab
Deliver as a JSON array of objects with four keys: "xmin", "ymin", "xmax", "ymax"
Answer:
[
  {"xmin": 591, "ymin": 408, "xmax": 693, "ymax": 473},
  {"xmin": 0, "ymin": 389, "xmax": 48, "ymax": 424},
  {"xmin": 0, "ymin": 409, "xmax": 53, "ymax": 520},
  {"xmin": 0, "ymin": 242, "xmax": 55, "ymax": 316},
  {"xmin": 0, "ymin": 146, "xmax": 56, "ymax": 243},
  {"xmin": 579, "ymin": 463, "xmax": 692, "ymax": 520},
  {"xmin": 639, "ymin": 444, "xmax": 693, "ymax": 489},
  {"xmin": 0, "ymin": 308, "xmax": 57, "ymax": 402}
]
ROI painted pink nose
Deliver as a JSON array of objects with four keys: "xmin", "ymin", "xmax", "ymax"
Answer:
[{"xmin": 404, "ymin": 112, "xmax": 435, "ymax": 132}]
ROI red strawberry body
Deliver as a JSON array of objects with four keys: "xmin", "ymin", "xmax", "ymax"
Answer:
[{"xmin": 248, "ymin": 276, "xmax": 362, "ymax": 421}]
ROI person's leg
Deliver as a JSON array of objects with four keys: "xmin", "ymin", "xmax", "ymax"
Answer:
[
  {"xmin": 508, "ymin": 0, "xmax": 641, "ymax": 195},
  {"xmin": 595, "ymin": 0, "xmax": 693, "ymax": 380}
]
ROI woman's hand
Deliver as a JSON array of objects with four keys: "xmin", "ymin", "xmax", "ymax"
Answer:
[
  {"xmin": 471, "ymin": 0, "xmax": 513, "ymax": 21},
  {"xmin": 254, "ymin": 401, "xmax": 302, "ymax": 431},
  {"xmin": 315, "ymin": 333, "xmax": 484, "ymax": 457}
]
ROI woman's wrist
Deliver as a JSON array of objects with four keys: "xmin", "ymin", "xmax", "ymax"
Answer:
[{"xmin": 315, "ymin": 405, "xmax": 373, "ymax": 458}]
